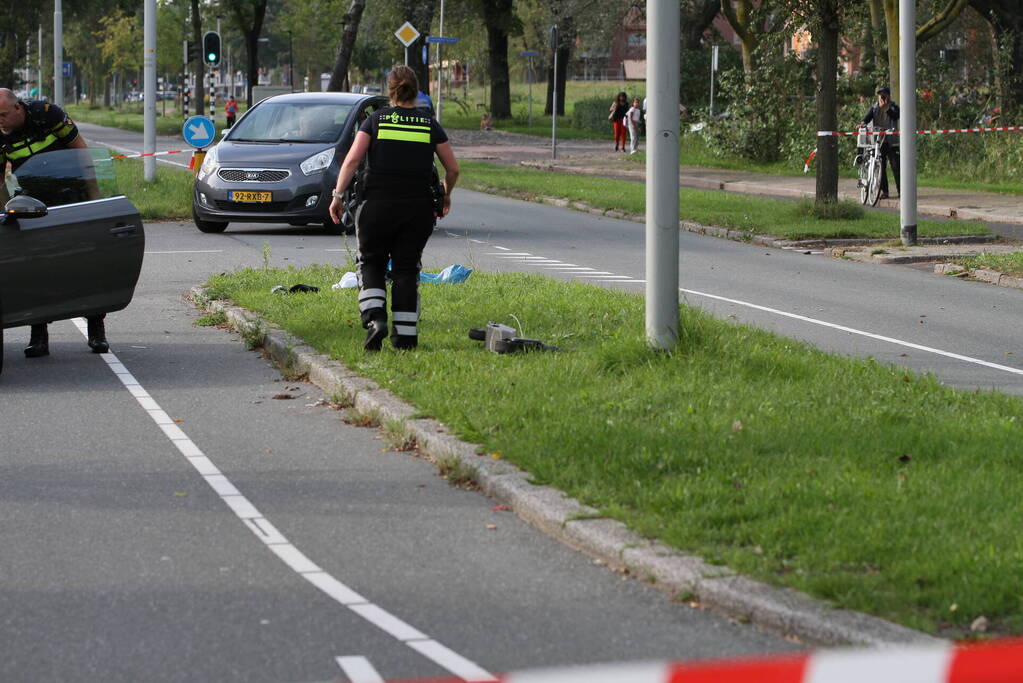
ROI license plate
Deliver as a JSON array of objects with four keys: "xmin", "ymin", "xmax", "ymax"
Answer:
[{"xmin": 229, "ymin": 190, "xmax": 272, "ymax": 202}]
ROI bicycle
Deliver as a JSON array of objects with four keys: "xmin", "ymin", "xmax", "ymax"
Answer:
[{"xmin": 854, "ymin": 126, "xmax": 892, "ymax": 206}]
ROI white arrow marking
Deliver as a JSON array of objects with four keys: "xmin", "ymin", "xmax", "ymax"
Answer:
[{"xmin": 188, "ymin": 123, "xmax": 211, "ymax": 140}]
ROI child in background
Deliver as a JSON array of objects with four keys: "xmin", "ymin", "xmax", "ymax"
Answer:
[{"xmin": 626, "ymin": 97, "xmax": 642, "ymax": 154}]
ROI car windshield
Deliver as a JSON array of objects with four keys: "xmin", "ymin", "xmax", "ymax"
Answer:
[
  {"xmin": 3, "ymin": 148, "xmax": 120, "ymax": 208},
  {"xmin": 228, "ymin": 102, "xmax": 354, "ymax": 143}
]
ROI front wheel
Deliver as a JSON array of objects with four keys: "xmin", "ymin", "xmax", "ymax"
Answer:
[
  {"xmin": 867, "ymin": 156, "xmax": 883, "ymax": 206},
  {"xmin": 858, "ymin": 159, "xmax": 870, "ymax": 205},
  {"xmin": 193, "ymin": 207, "xmax": 229, "ymax": 234}
]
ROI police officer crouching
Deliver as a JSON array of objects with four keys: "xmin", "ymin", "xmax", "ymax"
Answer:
[
  {"xmin": 0, "ymin": 88, "xmax": 110, "ymax": 357},
  {"xmin": 328, "ymin": 66, "xmax": 459, "ymax": 351}
]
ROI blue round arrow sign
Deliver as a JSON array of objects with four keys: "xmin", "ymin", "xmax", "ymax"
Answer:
[{"xmin": 182, "ymin": 115, "xmax": 216, "ymax": 149}]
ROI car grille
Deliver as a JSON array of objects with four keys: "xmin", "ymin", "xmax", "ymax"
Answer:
[
  {"xmin": 218, "ymin": 168, "xmax": 291, "ymax": 182},
  {"xmin": 214, "ymin": 200, "xmax": 291, "ymax": 212}
]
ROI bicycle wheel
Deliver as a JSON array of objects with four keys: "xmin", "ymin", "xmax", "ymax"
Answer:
[
  {"xmin": 858, "ymin": 158, "xmax": 870, "ymax": 204},
  {"xmin": 867, "ymin": 154, "xmax": 883, "ymax": 206}
]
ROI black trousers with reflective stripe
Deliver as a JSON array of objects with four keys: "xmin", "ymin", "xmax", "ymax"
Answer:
[{"xmin": 355, "ymin": 197, "xmax": 433, "ymax": 342}]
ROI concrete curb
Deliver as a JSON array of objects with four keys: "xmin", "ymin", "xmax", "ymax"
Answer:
[
  {"xmin": 191, "ymin": 286, "xmax": 943, "ymax": 649},
  {"xmin": 471, "ymin": 184, "xmax": 997, "ymax": 254},
  {"xmin": 519, "ymin": 159, "xmax": 1023, "ymax": 227},
  {"xmin": 934, "ymin": 263, "xmax": 1023, "ymax": 290}
]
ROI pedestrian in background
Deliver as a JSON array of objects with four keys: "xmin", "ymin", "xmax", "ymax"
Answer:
[
  {"xmin": 224, "ymin": 95, "xmax": 238, "ymax": 128},
  {"xmin": 0, "ymin": 88, "xmax": 110, "ymax": 357},
  {"xmin": 328, "ymin": 66, "xmax": 459, "ymax": 352},
  {"xmin": 626, "ymin": 97, "xmax": 642, "ymax": 154},
  {"xmin": 608, "ymin": 91, "xmax": 629, "ymax": 152}
]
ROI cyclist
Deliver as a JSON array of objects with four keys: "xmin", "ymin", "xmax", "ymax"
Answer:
[{"xmin": 860, "ymin": 86, "xmax": 900, "ymax": 199}]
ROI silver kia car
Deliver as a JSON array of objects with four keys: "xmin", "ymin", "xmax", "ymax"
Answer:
[{"xmin": 192, "ymin": 91, "xmax": 388, "ymax": 234}]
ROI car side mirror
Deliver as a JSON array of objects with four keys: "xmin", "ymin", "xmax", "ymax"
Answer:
[{"xmin": 3, "ymin": 194, "xmax": 49, "ymax": 223}]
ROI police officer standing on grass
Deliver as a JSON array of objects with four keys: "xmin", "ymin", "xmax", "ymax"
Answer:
[
  {"xmin": 861, "ymin": 86, "xmax": 901, "ymax": 199},
  {"xmin": 0, "ymin": 88, "xmax": 110, "ymax": 358},
  {"xmin": 328, "ymin": 66, "xmax": 459, "ymax": 352}
]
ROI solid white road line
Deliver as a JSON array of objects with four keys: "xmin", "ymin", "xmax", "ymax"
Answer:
[
  {"xmin": 71, "ymin": 318, "xmax": 496, "ymax": 682},
  {"xmin": 145, "ymin": 250, "xmax": 224, "ymax": 254},
  {"xmin": 335, "ymin": 656, "xmax": 385, "ymax": 683},
  {"xmin": 680, "ymin": 287, "xmax": 1023, "ymax": 377}
]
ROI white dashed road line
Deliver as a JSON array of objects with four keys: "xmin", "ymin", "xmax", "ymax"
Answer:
[
  {"xmin": 473, "ymin": 241, "xmax": 1023, "ymax": 379},
  {"xmin": 69, "ymin": 318, "xmax": 497, "ymax": 683}
]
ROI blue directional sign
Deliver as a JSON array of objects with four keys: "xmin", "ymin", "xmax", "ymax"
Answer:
[
  {"xmin": 61, "ymin": 62, "xmax": 74, "ymax": 77},
  {"xmin": 182, "ymin": 115, "xmax": 216, "ymax": 149},
  {"xmin": 520, "ymin": 51, "xmax": 540, "ymax": 57},
  {"xmin": 426, "ymin": 36, "xmax": 459, "ymax": 44}
]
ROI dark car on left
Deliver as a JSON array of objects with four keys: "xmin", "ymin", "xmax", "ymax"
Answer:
[
  {"xmin": 0, "ymin": 148, "xmax": 145, "ymax": 374},
  {"xmin": 192, "ymin": 91, "xmax": 389, "ymax": 235}
]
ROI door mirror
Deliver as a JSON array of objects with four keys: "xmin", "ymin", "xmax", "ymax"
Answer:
[{"xmin": 4, "ymin": 194, "xmax": 49, "ymax": 221}]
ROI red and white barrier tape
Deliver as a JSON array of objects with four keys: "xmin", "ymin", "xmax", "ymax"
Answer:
[
  {"xmin": 108, "ymin": 149, "xmax": 191, "ymax": 160},
  {"xmin": 818, "ymin": 126, "xmax": 1023, "ymax": 137},
  {"xmin": 394, "ymin": 639, "xmax": 1023, "ymax": 683}
]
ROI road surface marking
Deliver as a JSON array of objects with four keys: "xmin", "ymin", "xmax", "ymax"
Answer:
[
  {"xmin": 468, "ymin": 241, "xmax": 1023, "ymax": 379},
  {"xmin": 145, "ymin": 250, "xmax": 224, "ymax": 254},
  {"xmin": 71, "ymin": 318, "xmax": 496, "ymax": 682},
  {"xmin": 335, "ymin": 656, "xmax": 384, "ymax": 683},
  {"xmin": 681, "ymin": 287, "xmax": 1023, "ymax": 377}
]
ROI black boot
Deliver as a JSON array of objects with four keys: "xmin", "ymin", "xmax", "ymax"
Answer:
[
  {"xmin": 24, "ymin": 323, "xmax": 49, "ymax": 358},
  {"xmin": 363, "ymin": 318, "xmax": 387, "ymax": 352},
  {"xmin": 86, "ymin": 316, "xmax": 109, "ymax": 354}
]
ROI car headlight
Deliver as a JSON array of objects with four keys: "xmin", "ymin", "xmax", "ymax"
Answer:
[
  {"xmin": 197, "ymin": 145, "xmax": 219, "ymax": 181},
  {"xmin": 300, "ymin": 147, "xmax": 335, "ymax": 175}
]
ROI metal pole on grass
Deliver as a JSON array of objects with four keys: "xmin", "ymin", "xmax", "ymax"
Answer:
[
  {"xmin": 528, "ymin": 55, "xmax": 533, "ymax": 127},
  {"xmin": 437, "ymin": 0, "xmax": 444, "ymax": 122},
  {"xmin": 143, "ymin": 0, "xmax": 157, "ymax": 181},
  {"xmin": 645, "ymin": 0, "xmax": 680, "ymax": 350},
  {"xmin": 899, "ymin": 0, "xmax": 917, "ymax": 246}
]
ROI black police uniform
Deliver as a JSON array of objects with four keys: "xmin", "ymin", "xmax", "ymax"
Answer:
[
  {"xmin": 0, "ymin": 100, "xmax": 109, "ymax": 356},
  {"xmin": 355, "ymin": 106, "xmax": 448, "ymax": 349}
]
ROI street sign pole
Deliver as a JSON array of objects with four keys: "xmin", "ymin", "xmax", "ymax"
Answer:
[
  {"xmin": 710, "ymin": 45, "xmax": 718, "ymax": 118},
  {"xmin": 437, "ymin": 0, "xmax": 444, "ymax": 122},
  {"xmin": 899, "ymin": 0, "xmax": 917, "ymax": 246},
  {"xmin": 144, "ymin": 0, "xmax": 157, "ymax": 182},
  {"xmin": 528, "ymin": 56, "xmax": 533, "ymax": 127},
  {"xmin": 646, "ymin": 0, "xmax": 680, "ymax": 349},
  {"xmin": 550, "ymin": 25, "xmax": 558, "ymax": 160}
]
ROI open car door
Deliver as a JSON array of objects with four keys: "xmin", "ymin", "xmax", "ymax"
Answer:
[{"xmin": 0, "ymin": 148, "xmax": 145, "ymax": 374}]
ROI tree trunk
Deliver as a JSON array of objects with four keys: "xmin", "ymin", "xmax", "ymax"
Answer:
[
  {"xmin": 970, "ymin": 0, "xmax": 1023, "ymax": 115},
  {"xmin": 394, "ymin": 0, "xmax": 435, "ymax": 96},
  {"xmin": 481, "ymin": 0, "xmax": 513, "ymax": 119},
  {"xmin": 815, "ymin": 0, "xmax": 840, "ymax": 204},
  {"xmin": 682, "ymin": 0, "xmax": 722, "ymax": 51},
  {"xmin": 544, "ymin": 16, "xmax": 572, "ymax": 116},
  {"xmin": 191, "ymin": 0, "xmax": 204, "ymax": 116},
  {"xmin": 327, "ymin": 0, "xmax": 366, "ymax": 92}
]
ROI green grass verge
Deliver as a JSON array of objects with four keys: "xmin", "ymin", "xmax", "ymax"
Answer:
[
  {"xmin": 103, "ymin": 153, "xmax": 194, "ymax": 220},
  {"xmin": 953, "ymin": 252, "xmax": 1023, "ymax": 278},
  {"xmin": 204, "ymin": 264, "xmax": 1023, "ymax": 637},
  {"xmin": 68, "ymin": 103, "xmax": 242, "ymax": 139},
  {"xmin": 459, "ymin": 161, "xmax": 990, "ymax": 240}
]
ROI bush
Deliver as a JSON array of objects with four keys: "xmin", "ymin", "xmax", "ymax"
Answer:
[
  {"xmin": 703, "ymin": 50, "xmax": 815, "ymax": 165},
  {"xmin": 572, "ymin": 95, "xmax": 616, "ymax": 135}
]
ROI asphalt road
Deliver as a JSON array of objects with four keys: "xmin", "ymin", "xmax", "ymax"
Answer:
[
  {"xmin": 5, "ymin": 123, "xmax": 1022, "ymax": 680},
  {"xmin": 1, "ymin": 217, "xmax": 797, "ymax": 682}
]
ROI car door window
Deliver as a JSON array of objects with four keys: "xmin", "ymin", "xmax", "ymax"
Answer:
[{"xmin": 7, "ymin": 148, "xmax": 117, "ymax": 208}]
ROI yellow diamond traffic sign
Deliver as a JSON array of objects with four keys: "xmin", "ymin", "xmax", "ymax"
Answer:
[{"xmin": 395, "ymin": 21, "xmax": 420, "ymax": 47}]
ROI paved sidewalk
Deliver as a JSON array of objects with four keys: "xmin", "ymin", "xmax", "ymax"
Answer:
[{"xmin": 447, "ymin": 128, "xmax": 1023, "ymax": 233}]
